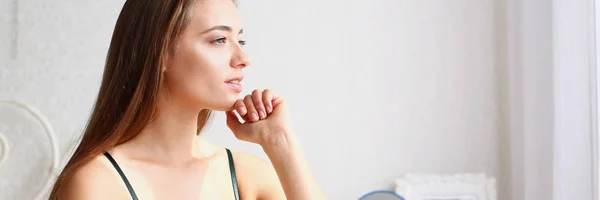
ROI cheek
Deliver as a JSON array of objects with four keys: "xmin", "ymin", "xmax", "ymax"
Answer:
[
  {"xmin": 189, "ymin": 47, "xmax": 231, "ymax": 88},
  {"xmin": 165, "ymin": 44, "xmax": 234, "ymax": 104}
]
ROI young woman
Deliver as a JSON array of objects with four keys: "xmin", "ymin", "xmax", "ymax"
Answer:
[{"xmin": 49, "ymin": 0, "xmax": 324, "ymax": 199}]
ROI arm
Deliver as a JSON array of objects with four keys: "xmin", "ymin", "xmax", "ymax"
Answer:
[
  {"xmin": 261, "ymin": 132, "xmax": 325, "ymax": 200},
  {"xmin": 226, "ymin": 89, "xmax": 325, "ymax": 200}
]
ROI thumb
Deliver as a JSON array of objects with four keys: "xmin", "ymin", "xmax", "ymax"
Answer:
[{"xmin": 225, "ymin": 111, "xmax": 242, "ymax": 130}]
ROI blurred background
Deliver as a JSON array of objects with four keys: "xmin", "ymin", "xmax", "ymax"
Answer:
[{"xmin": 0, "ymin": 0, "xmax": 597, "ymax": 199}]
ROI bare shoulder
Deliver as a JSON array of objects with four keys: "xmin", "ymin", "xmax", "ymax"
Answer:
[
  {"xmin": 229, "ymin": 150, "xmax": 274, "ymax": 178},
  {"xmin": 58, "ymin": 153, "xmax": 129, "ymax": 200},
  {"xmin": 230, "ymin": 150, "xmax": 286, "ymax": 199}
]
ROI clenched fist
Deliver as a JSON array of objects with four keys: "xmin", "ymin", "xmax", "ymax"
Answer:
[{"xmin": 226, "ymin": 89, "xmax": 292, "ymax": 147}]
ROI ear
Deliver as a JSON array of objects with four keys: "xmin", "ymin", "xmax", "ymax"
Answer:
[
  {"xmin": 161, "ymin": 60, "xmax": 169, "ymax": 73},
  {"xmin": 162, "ymin": 54, "xmax": 174, "ymax": 73}
]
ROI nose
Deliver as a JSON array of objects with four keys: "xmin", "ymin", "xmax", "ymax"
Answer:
[{"xmin": 231, "ymin": 46, "xmax": 250, "ymax": 69}]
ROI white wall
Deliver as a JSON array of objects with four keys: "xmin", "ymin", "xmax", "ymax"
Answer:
[{"xmin": 0, "ymin": 0, "xmax": 504, "ymax": 199}]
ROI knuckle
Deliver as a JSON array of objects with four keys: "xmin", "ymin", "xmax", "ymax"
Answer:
[
  {"xmin": 236, "ymin": 102, "xmax": 244, "ymax": 108},
  {"xmin": 254, "ymin": 99, "xmax": 263, "ymax": 107},
  {"xmin": 244, "ymin": 99, "xmax": 253, "ymax": 107}
]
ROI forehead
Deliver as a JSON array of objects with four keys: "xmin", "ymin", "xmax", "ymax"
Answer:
[{"xmin": 189, "ymin": 0, "xmax": 242, "ymax": 31}]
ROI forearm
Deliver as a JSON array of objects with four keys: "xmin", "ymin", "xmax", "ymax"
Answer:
[{"xmin": 262, "ymin": 132, "xmax": 326, "ymax": 200}]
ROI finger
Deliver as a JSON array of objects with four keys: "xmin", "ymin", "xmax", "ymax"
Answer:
[
  {"xmin": 234, "ymin": 99, "xmax": 247, "ymax": 116},
  {"xmin": 262, "ymin": 89, "xmax": 274, "ymax": 114},
  {"xmin": 225, "ymin": 111, "xmax": 242, "ymax": 130},
  {"xmin": 272, "ymin": 94, "xmax": 284, "ymax": 107},
  {"xmin": 252, "ymin": 89, "xmax": 266, "ymax": 119},
  {"xmin": 244, "ymin": 95, "xmax": 259, "ymax": 122}
]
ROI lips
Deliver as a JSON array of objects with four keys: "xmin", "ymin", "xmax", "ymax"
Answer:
[
  {"xmin": 225, "ymin": 76, "xmax": 243, "ymax": 83},
  {"xmin": 225, "ymin": 79, "xmax": 241, "ymax": 84},
  {"xmin": 225, "ymin": 76, "xmax": 244, "ymax": 93}
]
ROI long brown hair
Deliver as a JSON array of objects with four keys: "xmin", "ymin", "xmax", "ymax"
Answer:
[{"xmin": 48, "ymin": 0, "xmax": 216, "ymax": 198}]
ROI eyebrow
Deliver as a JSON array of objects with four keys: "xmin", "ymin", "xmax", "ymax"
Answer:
[{"xmin": 201, "ymin": 25, "xmax": 244, "ymax": 35}]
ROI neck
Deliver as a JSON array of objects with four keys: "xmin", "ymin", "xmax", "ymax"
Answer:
[{"xmin": 129, "ymin": 98, "xmax": 215, "ymax": 164}]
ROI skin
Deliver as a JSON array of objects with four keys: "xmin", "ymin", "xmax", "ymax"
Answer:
[{"xmin": 59, "ymin": 0, "xmax": 325, "ymax": 199}]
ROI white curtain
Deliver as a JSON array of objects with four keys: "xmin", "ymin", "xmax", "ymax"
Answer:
[{"xmin": 506, "ymin": 0, "xmax": 597, "ymax": 199}]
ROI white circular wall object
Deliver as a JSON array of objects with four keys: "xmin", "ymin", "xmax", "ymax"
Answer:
[
  {"xmin": 0, "ymin": 101, "xmax": 60, "ymax": 200},
  {"xmin": 0, "ymin": 132, "xmax": 9, "ymax": 168}
]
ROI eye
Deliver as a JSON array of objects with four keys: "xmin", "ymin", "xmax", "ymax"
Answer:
[
  {"xmin": 212, "ymin": 37, "xmax": 227, "ymax": 45},
  {"xmin": 238, "ymin": 40, "xmax": 246, "ymax": 46}
]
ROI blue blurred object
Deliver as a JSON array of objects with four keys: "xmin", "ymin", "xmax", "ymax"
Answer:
[{"xmin": 358, "ymin": 190, "xmax": 405, "ymax": 200}]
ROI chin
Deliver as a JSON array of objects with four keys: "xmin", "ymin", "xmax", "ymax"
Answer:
[
  {"xmin": 207, "ymin": 95, "xmax": 239, "ymax": 111},
  {"xmin": 210, "ymin": 104, "xmax": 235, "ymax": 112}
]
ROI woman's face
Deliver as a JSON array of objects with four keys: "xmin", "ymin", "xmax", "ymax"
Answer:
[{"xmin": 162, "ymin": 0, "xmax": 249, "ymax": 111}]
